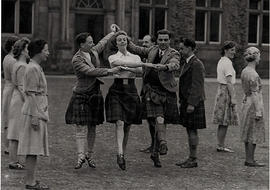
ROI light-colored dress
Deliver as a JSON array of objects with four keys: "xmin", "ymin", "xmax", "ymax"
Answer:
[
  {"xmin": 7, "ymin": 61, "xmax": 27, "ymax": 140},
  {"xmin": 17, "ymin": 60, "xmax": 49, "ymax": 156},
  {"xmin": 1, "ymin": 54, "xmax": 16, "ymax": 128},
  {"xmin": 212, "ymin": 56, "xmax": 239, "ymax": 126},
  {"xmin": 240, "ymin": 66, "xmax": 265, "ymax": 144}
]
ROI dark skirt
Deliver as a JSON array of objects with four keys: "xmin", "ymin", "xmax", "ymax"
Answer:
[
  {"xmin": 65, "ymin": 85, "xmax": 104, "ymax": 126},
  {"xmin": 141, "ymin": 84, "xmax": 180, "ymax": 124},
  {"xmin": 179, "ymin": 100, "xmax": 206, "ymax": 129},
  {"xmin": 105, "ymin": 79, "xmax": 142, "ymax": 125}
]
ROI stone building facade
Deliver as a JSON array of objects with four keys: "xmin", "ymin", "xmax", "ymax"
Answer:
[{"xmin": 2, "ymin": 0, "xmax": 269, "ymax": 77}]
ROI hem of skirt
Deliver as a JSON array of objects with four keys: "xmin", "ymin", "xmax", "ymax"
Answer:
[
  {"xmin": 17, "ymin": 153, "xmax": 49, "ymax": 156},
  {"xmin": 106, "ymin": 119, "xmax": 142, "ymax": 125}
]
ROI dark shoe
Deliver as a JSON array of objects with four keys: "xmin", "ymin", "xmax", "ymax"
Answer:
[
  {"xmin": 117, "ymin": 154, "xmax": 126, "ymax": 170},
  {"xmin": 216, "ymin": 147, "xmax": 234, "ymax": 153},
  {"xmin": 176, "ymin": 158, "xmax": 198, "ymax": 168},
  {"xmin": 244, "ymin": 161, "xmax": 265, "ymax": 167},
  {"xmin": 9, "ymin": 162, "xmax": 25, "ymax": 170},
  {"xmin": 85, "ymin": 156, "xmax": 96, "ymax": 168},
  {"xmin": 25, "ymin": 180, "xmax": 49, "ymax": 189},
  {"xmin": 159, "ymin": 143, "xmax": 168, "ymax": 155},
  {"xmin": 4, "ymin": 149, "xmax": 9, "ymax": 155},
  {"xmin": 74, "ymin": 157, "xmax": 85, "ymax": 169},
  {"xmin": 139, "ymin": 146, "xmax": 153, "ymax": 153},
  {"xmin": 150, "ymin": 155, "xmax": 162, "ymax": 168}
]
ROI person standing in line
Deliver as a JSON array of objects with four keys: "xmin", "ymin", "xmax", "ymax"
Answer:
[
  {"xmin": 7, "ymin": 38, "xmax": 30, "ymax": 170},
  {"xmin": 176, "ymin": 38, "xmax": 206, "ymax": 168},
  {"xmin": 105, "ymin": 31, "xmax": 154, "ymax": 170},
  {"xmin": 17, "ymin": 39, "xmax": 50, "ymax": 189},
  {"xmin": 128, "ymin": 29, "xmax": 180, "ymax": 168},
  {"xmin": 212, "ymin": 41, "xmax": 239, "ymax": 153},
  {"xmin": 139, "ymin": 34, "xmax": 157, "ymax": 154},
  {"xmin": 65, "ymin": 24, "xmax": 121, "ymax": 169},
  {"xmin": 2, "ymin": 36, "xmax": 20, "ymax": 154},
  {"xmin": 240, "ymin": 47, "xmax": 265, "ymax": 167}
]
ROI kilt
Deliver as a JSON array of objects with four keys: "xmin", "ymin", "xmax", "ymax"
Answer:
[
  {"xmin": 212, "ymin": 84, "xmax": 239, "ymax": 126},
  {"xmin": 179, "ymin": 99, "xmax": 206, "ymax": 129},
  {"xmin": 65, "ymin": 85, "xmax": 104, "ymax": 126},
  {"xmin": 141, "ymin": 84, "xmax": 180, "ymax": 124},
  {"xmin": 105, "ymin": 79, "xmax": 142, "ymax": 125}
]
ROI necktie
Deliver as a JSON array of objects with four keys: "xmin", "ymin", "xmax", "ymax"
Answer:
[{"xmin": 89, "ymin": 51, "xmax": 97, "ymax": 67}]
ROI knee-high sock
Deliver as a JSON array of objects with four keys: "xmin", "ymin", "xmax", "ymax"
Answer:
[{"xmin": 76, "ymin": 125, "xmax": 87, "ymax": 157}]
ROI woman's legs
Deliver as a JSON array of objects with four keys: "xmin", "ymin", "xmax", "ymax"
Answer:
[
  {"xmin": 245, "ymin": 142, "xmax": 256, "ymax": 163},
  {"xmin": 25, "ymin": 155, "xmax": 37, "ymax": 185},
  {"xmin": 4, "ymin": 127, "xmax": 9, "ymax": 153},
  {"xmin": 9, "ymin": 140, "xmax": 18, "ymax": 163},
  {"xmin": 123, "ymin": 123, "xmax": 131, "ymax": 155},
  {"xmin": 115, "ymin": 120, "xmax": 125, "ymax": 155},
  {"xmin": 217, "ymin": 125, "xmax": 228, "ymax": 148}
]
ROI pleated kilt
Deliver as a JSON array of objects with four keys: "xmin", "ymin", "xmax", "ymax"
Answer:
[
  {"xmin": 141, "ymin": 84, "xmax": 180, "ymax": 124},
  {"xmin": 179, "ymin": 99, "xmax": 206, "ymax": 129},
  {"xmin": 65, "ymin": 84, "xmax": 104, "ymax": 126},
  {"xmin": 105, "ymin": 78, "xmax": 142, "ymax": 125}
]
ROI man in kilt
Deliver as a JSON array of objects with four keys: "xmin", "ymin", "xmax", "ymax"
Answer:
[
  {"xmin": 128, "ymin": 29, "xmax": 180, "ymax": 168},
  {"xmin": 65, "ymin": 24, "xmax": 121, "ymax": 169},
  {"xmin": 176, "ymin": 38, "xmax": 206, "ymax": 168}
]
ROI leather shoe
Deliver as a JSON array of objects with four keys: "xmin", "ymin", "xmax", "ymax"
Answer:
[
  {"xmin": 159, "ymin": 143, "xmax": 168, "ymax": 155},
  {"xmin": 176, "ymin": 158, "xmax": 198, "ymax": 168},
  {"xmin": 117, "ymin": 154, "xmax": 126, "ymax": 170},
  {"xmin": 139, "ymin": 146, "xmax": 153, "ymax": 153},
  {"xmin": 244, "ymin": 161, "xmax": 265, "ymax": 167},
  {"xmin": 216, "ymin": 147, "xmax": 234, "ymax": 153},
  {"xmin": 25, "ymin": 180, "xmax": 49, "ymax": 189},
  {"xmin": 150, "ymin": 155, "xmax": 162, "ymax": 168},
  {"xmin": 85, "ymin": 157, "xmax": 96, "ymax": 168},
  {"xmin": 74, "ymin": 157, "xmax": 85, "ymax": 169}
]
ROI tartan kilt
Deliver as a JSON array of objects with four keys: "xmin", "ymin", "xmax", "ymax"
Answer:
[
  {"xmin": 179, "ymin": 99, "xmax": 206, "ymax": 129},
  {"xmin": 141, "ymin": 84, "xmax": 180, "ymax": 124},
  {"xmin": 105, "ymin": 79, "xmax": 142, "ymax": 125},
  {"xmin": 65, "ymin": 88, "xmax": 104, "ymax": 126}
]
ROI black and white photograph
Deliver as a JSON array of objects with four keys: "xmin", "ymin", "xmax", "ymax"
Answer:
[{"xmin": 1, "ymin": 0, "xmax": 269, "ymax": 189}]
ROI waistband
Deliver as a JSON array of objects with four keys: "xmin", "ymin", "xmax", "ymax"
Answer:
[{"xmin": 114, "ymin": 78, "xmax": 135, "ymax": 85}]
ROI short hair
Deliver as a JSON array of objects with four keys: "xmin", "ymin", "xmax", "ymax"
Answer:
[
  {"xmin": 244, "ymin": 47, "xmax": 260, "ymax": 62},
  {"xmin": 180, "ymin": 37, "xmax": 196, "ymax": 51},
  {"xmin": 4, "ymin": 36, "xmax": 20, "ymax": 53},
  {"xmin": 75, "ymin": 32, "xmax": 91, "ymax": 47},
  {"xmin": 221, "ymin": 41, "xmax": 236, "ymax": 56},
  {"xmin": 157, "ymin": 29, "xmax": 171, "ymax": 39},
  {"xmin": 28, "ymin": 39, "xmax": 47, "ymax": 58},
  {"xmin": 13, "ymin": 38, "xmax": 30, "ymax": 59},
  {"xmin": 111, "ymin": 30, "xmax": 129, "ymax": 47}
]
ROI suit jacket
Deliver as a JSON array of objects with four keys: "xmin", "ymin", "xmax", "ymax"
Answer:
[
  {"xmin": 72, "ymin": 32, "xmax": 114, "ymax": 93},
  {"xmin": 128, "ymin": 42, "xmax": 180, "ymax": 92},
  {"xmin": 179, "ymin": 55, "xmax": 206, "ymax": 106}
]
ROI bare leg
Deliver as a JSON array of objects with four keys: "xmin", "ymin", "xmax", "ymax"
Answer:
[
  {"xmin": 217, "ymin": 125, "xmax": 228, "ymax": 147},
  {"xmin": 123, "ymin": 123, "xmax": 131, "ymax": 155},
  {"xmin": 115, "ymin": 120, "xmax": 124, "ymax": 155},
  {"xmin": 9, "ymin": 140, "xmax": 18, "ymax": 163},
  {"xmin": 25, "ymin": 155, "xmax": 37, "ymax": 186}
]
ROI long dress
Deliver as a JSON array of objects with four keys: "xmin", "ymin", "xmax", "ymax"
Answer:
[
  {"xmin": 240, "ymin": 66, "xmax": 265, "ymax": 144},
  {"xmin": 17, "ymin": 60, "xmax": 49, "ymax": 156},
  {"xmin": 2, "ymin": 54, "xmax": 16, "ymax": 128},
  {"xmin": 7, "ymin": 61, "xmax": 27, "ymax": 140}
]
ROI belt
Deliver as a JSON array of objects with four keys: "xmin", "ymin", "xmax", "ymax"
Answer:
[{"xmin": 114, "ymin": 78, "xmax": 135, "ymax": 85}]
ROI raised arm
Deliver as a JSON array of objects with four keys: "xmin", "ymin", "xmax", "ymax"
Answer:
[{"xmin": 127, "ymin": 41, "xmax": 150, "ymax": 58}]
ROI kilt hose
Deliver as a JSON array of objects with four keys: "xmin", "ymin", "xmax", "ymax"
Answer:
[
  {"xmin": 141, "ymin": 84, "xmax": 180, "ymax": 124},
  {"xmin": 65, "ymin": 85, "xmax": 104, "ymax": 126},
  {"xmin": 179, "ymin": 99, "xmax": 206, "ymax": 129},
  {"xmin": 105, "ymin": 79, "xmax": 142, "ymax": 125}
]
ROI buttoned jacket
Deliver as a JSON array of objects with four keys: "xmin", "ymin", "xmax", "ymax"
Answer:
[
  {"xmin": 179, "ymin": 55, "xmax": 206, "ymax": 106},
  {"xmin": 72, "ymin": 32, "xmax": 114, "ymax": 93},
  {"xmin": 128, "ymin": 43, "xmax": 180, "ymax": 92}
]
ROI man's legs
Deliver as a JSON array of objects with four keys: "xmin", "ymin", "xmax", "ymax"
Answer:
[
  {"xmin": 86, "ymin": 125, "xmax": 96, "ymax": 168},
  {"xmin": 156, "ymin": 116, "xmax": 167, "ymax": 155},
  {"xmin": 74, "ymin": 124, "xmax": 87, "ymax": 169},
  {"xmin": 140, "ymin": 118, "xmax": 155, "ymax": 153}
]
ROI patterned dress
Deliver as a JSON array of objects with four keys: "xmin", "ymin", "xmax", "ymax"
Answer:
[
  {"xmin": 7, "ymin": 61, "xmax": 27, "ymax": 140},
  {"xmin": 17, "ymin": 60, "xmax": 49, "ymax": 156},
  {"xmin": 240, "ymin": 66, "xmax": 265, "ymax": 144}
]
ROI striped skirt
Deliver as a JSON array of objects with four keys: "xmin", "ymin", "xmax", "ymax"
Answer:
[
  {"xmin": 105, "ymin": 79, "xmax": 142, "ymax": 125},
  {"xmin": 65, "ymin": 85, "xmax": 104, "ymax": 126},
  {"xmin": 212, "ymin": 84, "xmax": 239, "ymax": 126}
]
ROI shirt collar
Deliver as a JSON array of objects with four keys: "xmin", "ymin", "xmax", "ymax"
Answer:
[
  {"xmin": 186, "ymin": 54, "xmax": 195, "ymax": 63},
  {"xmin": 117, "ymin": 50, "xmax": 131, "ymax": 56}
]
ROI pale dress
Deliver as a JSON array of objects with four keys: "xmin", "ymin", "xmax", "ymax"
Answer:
[
  {"xmin": 7, "ymin": 61, "xmax": 27, "ymax": 140},
  {"xmin": 2, "ymin": 54, "xmax": 16, "ymax": 128},
  {"xmin": 17, "ymin": 61, "xmax": 49, "ymax": 156},
  {"xmin": 240, "ymin": 67, "xmax": 265, "ymax": 144}
]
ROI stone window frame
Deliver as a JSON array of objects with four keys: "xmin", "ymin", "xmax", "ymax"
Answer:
[
  {"xmin": 247, "ymin": 0, "xmax": 269, "ymax": 46},
  {"xmin": 138, "ymin": 0, "xmax": 168, "ymax": 39},
  {"xmin": 2, "ymin": 0, "xmax": 35, "ymax": 37},
  {"xmin": 195, "ymin": 0, "xmax": 223, "ymax": 45}
]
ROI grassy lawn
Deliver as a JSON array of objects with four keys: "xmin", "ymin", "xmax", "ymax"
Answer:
[{"xmin": 1, "ymin": 77, "xmax": 269, "ymax": 190}]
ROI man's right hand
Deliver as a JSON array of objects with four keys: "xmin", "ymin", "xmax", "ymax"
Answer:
[{"xmin": 108, "ymin": 66, "xmax": 121, "ymax": 75}]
